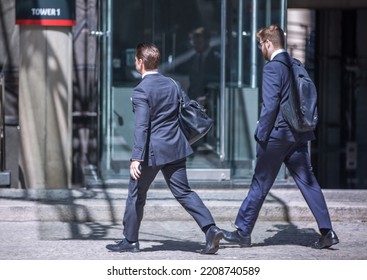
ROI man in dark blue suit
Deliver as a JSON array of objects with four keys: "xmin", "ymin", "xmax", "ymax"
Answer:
[
  {"xmin": 223, "ymin": 24, "xmax": 339, "ymax": 249},
  {"xmin": 106, "ymin": 42, "xmax": 223, "ymax": 254}
]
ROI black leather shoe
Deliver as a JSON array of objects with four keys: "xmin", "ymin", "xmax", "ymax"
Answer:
[
  {"xmin": 200, "ymin": 226, "xmax": 224, "ymax": 254},
  {"xmin": 313, "ymin": 230, "xmax": 339, "ymax": 249},
  {"xmin": 106, "ymin": 239, "xmax": 140, "ymax": 252},
  {"xmin": 223, "ymin": 230, "xmax": 251, "ymax": 247}
]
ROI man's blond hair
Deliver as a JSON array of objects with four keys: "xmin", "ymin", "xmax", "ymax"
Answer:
[{"xmin": 256, "ymin": 24, "xmax": 285, "ymax": 48}]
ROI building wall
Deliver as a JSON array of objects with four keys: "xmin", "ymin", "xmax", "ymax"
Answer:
[
  {"xmin": 1, "ymin": 0, "xmax": 367, "ymax": 189},
  {"xmin": 315, "ymin": 9, "xmax": 367, "ymax": 188}
]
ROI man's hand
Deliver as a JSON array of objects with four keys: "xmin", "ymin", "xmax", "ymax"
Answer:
[{"xmin": 130, "ymin": 160, "xmax": 142, "ymax": 180}]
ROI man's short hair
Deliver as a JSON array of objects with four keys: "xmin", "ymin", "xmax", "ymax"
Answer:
[
  {"xmin": 256, "ymin": 24, "xmax": 285, "ymax": 48},
  {"xmin": 135, "ymin": 42, "xmax": 161, "ymax": 70}
]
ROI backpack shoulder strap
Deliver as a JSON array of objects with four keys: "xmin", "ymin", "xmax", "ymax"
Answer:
[
  {"xmin": 269, "ymin": 59, "xmax": 292, "ymax": 128},
  {"xmin": 271, "ymin": 59, "xmax": 291, "ymax": 69}
]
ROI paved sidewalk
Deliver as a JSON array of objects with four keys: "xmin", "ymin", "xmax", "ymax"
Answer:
[
  {"xmin": 0, "ymin": 220, "xmax": 366, "ymax": 260},
  {"xmin": 0, "ymin": 187, "xmax": 366, "ymax": 260}
]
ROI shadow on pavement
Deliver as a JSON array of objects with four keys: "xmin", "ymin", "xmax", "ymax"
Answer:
[{"xmin": 259, "ymin": 223, "xmax": 319, "ymax": 247}]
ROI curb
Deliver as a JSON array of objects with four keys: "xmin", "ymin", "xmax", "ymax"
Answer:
[{"xmin": 1, "ymin": 188, "xmax": 366, "ymax": 223}]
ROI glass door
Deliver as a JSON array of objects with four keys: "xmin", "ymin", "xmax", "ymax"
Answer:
[
  {"xmin": 99, "ymin": 0, "xmax": 229, "ymax": 182},
  {"xmin": 98, "ymin": 0, "xmax": 288, "ymax": 182}
]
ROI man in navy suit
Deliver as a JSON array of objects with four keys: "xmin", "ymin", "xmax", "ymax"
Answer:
[
  {"xmin": 222, "ymin": 24, "xmax": 339, "ymax": 249},
  {"xmin": 106, "ymin": 42, "xmax": 223, "ymax": 254}
]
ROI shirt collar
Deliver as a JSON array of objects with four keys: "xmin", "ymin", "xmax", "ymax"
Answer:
[
  {"xmin": 270, "ymin": 49, "xmax": 286, "ymax": 61},
  {"xmin": 142, "ymin": 70, "xmax": 159, "ymax": 79}
]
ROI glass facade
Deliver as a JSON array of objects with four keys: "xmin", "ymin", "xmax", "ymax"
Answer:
[{"xmin": 97, "ymin": 0, "xmax": 287, "ymax": 182}]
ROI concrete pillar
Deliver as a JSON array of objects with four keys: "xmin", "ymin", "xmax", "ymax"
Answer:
[{"xmin": 19, "ymin": 26, "xmax": 72, "ymax": 189}]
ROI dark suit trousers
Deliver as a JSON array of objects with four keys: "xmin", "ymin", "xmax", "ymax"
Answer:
[
  {"xmin": 122, "ymin": 158, "xmax": 215, "ymax": 242},
  {"xmin": 235, "ymin": 138, "xmax": 332, "ymax": 235}
]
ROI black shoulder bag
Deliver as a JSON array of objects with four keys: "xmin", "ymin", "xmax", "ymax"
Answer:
[{"xmin": 170, "ymin": 78, "xmax": 213, "ymax": 145}]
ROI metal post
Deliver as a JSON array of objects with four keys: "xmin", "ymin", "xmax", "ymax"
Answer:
[
  {"xmin": 266, "ymin": 0, "xmax": 272, "ymax": 26},
  {"xmin": 0, "ymin": 73, "xmax": 11, "ymax": 187},
  {"xmin": 237, "ymin": 0, "xmax": 243, "ymax": 88},
  {"xmin": 219, "ymin": 0, "xmax": 227, "ymax": 160},
  {"xmin": 0, "ymin": 74, "xmax": 5, "ymax": 171},
  {"xmin": 104, "ymin": 0, "xmax": 112, "ymax": 170},
  {"xmin": 281, "ymin": 0, "xmax": 288, "ymax": 48},
  {"xmin": 250, "ymin": 0, "xmax": 258, "ymax": 88}
]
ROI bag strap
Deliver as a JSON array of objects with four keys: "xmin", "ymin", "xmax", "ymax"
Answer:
[
  {"xmin": 271, "ymin": 59, "xmax": 291, "ymax": 69},
  {"xmin": 169, "ymin": 77, "xmax": 200, "ymax": 108},
  {"xmin": 269, "ymin": 59, "xmax": 292, "ymax": 128},
  {"xmin": 169, "ymin": 77, "xmax": 183, "ymax": 101}
]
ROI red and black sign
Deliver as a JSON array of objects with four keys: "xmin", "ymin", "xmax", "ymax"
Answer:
[{"xmin": 16, "ymin": 0, "xmax": 76, "ymax": 26}]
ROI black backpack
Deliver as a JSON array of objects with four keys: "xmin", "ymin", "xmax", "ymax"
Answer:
[{"xmin": 273, "ymin": 58, "xmax": 318, "ymax": 132}]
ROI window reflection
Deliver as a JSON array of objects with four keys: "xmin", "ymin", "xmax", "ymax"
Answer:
[{"xmin": 111, "ymin": 0, "xmax": 221, "ymax": 90}]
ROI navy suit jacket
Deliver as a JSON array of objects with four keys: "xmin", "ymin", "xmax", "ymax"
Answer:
[
  {"xmin": 130, "ymin": 73, "xmax": 193, "ymax": 166},
  {"xmin": 255, "ymin": 52, "xmax": 315, "ymax": 143}
]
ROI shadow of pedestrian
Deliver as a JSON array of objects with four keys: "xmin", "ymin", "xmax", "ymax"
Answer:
[
  {"xmin": 137, "ymin": 239, "xmax": 207, "ymax": 253},
  {"xmin": 255, "ymin": 223, "xmax": 320, "ymax": 247}
]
